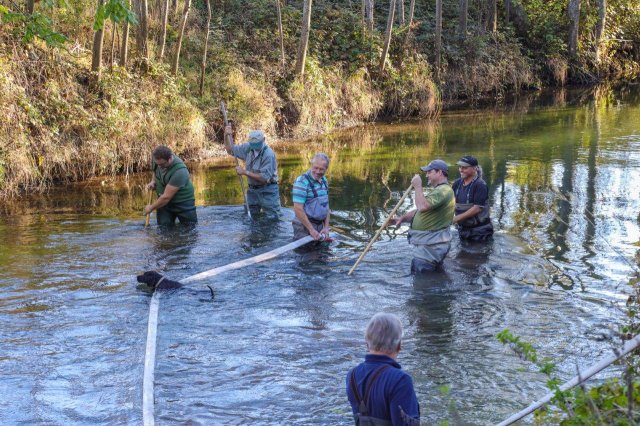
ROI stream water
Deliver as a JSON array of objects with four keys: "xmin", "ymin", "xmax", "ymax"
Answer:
[{"xmin": 1, "ymin": 86, "xmax": 639, "ymax": 424}]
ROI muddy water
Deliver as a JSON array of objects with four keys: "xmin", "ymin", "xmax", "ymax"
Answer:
[{"xmin": 1, "ymin": 86, "xmax": 639, "ymax": 424}]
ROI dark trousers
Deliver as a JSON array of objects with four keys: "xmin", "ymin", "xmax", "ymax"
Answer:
[
  {"xmin": 458, "ymin": 222, "xmax": 494, "ymax": 242},
  {"xmin": 157, "ymin": 200, "xmax": 197, "ymax": 226}
]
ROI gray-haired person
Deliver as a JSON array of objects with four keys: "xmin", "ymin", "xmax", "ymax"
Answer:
[
  {"xmin": 224, "ymin": 126, "xmax": 281, "ymax": 218},
  {"xmin": 291, "ymin": 153, "xmax": 331, "ymax": 241},
  {"xmin": 346, "ymin": 313, "xmax": 420, "ymax": 426}
]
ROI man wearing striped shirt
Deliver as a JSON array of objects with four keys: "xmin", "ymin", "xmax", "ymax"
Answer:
[{"xmin": 292, "ymin": 153, "xmax": 331, "ymax": 241}]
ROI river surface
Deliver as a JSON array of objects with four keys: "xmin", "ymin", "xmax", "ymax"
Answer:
[{"xmin": 1, "ymin": 86, "xmax": 640, "ymax": 425}]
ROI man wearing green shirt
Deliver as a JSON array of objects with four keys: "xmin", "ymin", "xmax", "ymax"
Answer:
[
  {"xmin": 144, "ymin": 145, "xmax": 197, "ymax": 226},
  {"xmin": 391, "ymin": 159, "xmax": 455, "ymax": 273}
]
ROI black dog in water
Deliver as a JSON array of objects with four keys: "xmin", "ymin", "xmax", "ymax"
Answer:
[
  {"xmin": 136, "ymin": 270, "xmax": 214, "ymax": 299},
  {"xmin": 137, "ymin": 271, "xmax": 183, "ymax": 290}
]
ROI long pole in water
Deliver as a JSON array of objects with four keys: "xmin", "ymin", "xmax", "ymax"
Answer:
[
  {"xmin": 348, "ymin": 185, "xmax": 413, "ymax": 275},
  {"xmin": 496, "ymin": 333, "xmax": 640, "ymax": 426},
  {"xmin": 144, "ymin": 191, "xmax": 153, "ymax": 227},
  {"xmin": 221, "ymin": 101, "xmax": 252, "ymax": 219},
  {"xmin": 142, "ymin": 235, "xmax": 314, "ymax": 425}
]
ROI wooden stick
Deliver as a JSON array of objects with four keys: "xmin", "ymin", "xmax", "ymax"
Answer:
[
  {"xmin": 144, "ymin": 190, "xmax": 153, "ymax": 227},
  {"xmin": 348, "ymin": 185, "xmax": 413, "ymax": 275},
  {"xmin": 221, "ymin": 101, "xmax": 252, "ymax": 220}
]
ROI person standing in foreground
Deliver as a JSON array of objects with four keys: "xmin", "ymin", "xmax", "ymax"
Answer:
[
  {"xmin": 346, "ymin": 312, "xmax": 420, "ymax": 426},
  {"xmin": 144, "ymin": 145, "xmax": 197, "ymax": 226},
  {"xmin": 391, "ymin": 159, "xmax": 455, "ymax": 273},
  {"xmin": 292, "ymin": 153, "xmax": 331, "ymax": 241},
  {"xmin": 224, "ymin": 126, "xmax": 281, "ymax": 218},
  {"xmin": 451, "ymin": 155, "xmax": 494, "ymax": 241}
]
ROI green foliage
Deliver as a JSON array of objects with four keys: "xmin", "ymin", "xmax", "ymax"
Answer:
[
  {"xmin": 93, "ymin": 0, "xmax": 137, "ymax": 31},
  {"xmin": 1, "ymin": 9, "xmax": 68, "ymax": 47},
  {"xmin": 498, "ymin": 328, "xmax": 640, "ymax": 424}
]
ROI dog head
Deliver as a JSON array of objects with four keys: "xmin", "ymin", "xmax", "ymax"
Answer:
[{"xmin": 137, "ymin": 271, "xmax": 165, "ymax": 289}]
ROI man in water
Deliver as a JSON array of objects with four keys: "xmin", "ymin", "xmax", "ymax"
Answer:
[
  {"xmin": 145, "ymin": 145, "xmax": 197, "ymax": 226},
  {"xmin": 291, "ymin": 153, "xmax": 331, "ymax": 241},
  {"xmin": 451, "ymin": 155, "xmax": 494, "ymax": 241},
  {"xmin": 224, "ymin": 126, "xmax": 281, "ymax": 218},
  {"xmin": 391, "ymin": 159, "xmax": 455, "ymax": 273},
  {"xmin": 346, "ymin": 312, "xmax": 420, "ymax": 426}
]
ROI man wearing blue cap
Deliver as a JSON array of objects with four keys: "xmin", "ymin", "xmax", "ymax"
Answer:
[
  {"xmin": 391, "ymin": 159, "xmax": 455, "ymax": 273},
  {"xmin": 451, "ymin": 155, "xmax": 493, "ymax": 241},
  {"xmin": 224, "ymin": 126, "xmax": 281, "ymax": 217}
]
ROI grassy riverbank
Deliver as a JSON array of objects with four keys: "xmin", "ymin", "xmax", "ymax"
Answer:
[{"xmin": 1, "ymin": 0, "xmax": 639, "ymax": 196}]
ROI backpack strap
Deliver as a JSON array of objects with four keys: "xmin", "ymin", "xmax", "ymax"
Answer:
[{"xmin": 350, "ymin": 365, "xmax": 391, "ymax": 417}]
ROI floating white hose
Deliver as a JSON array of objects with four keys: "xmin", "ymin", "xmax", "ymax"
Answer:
[{"xmin": 142, "ymin": 235, "xmax": 316, "ymax": 425}]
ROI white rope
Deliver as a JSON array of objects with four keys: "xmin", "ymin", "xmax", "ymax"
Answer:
[
  {"xmin": 496, "ymin": 333, "xmax": 640, "ymax": 426},
  {"xmin": 141, "ymin": 235, "xmax": 315, "ymax": 424}
]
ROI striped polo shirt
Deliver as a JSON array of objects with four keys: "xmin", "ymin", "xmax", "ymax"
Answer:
[{"xmin": 292, "ymin": 172, "xmax": 328, "ymax": 204}]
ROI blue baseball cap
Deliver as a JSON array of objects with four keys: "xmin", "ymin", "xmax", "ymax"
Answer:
[{"xmin": 420, "ymin": 159, "xmax": 448, "ymax": 173}]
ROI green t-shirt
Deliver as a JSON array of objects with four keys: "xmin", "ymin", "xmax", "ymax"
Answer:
[{"xmin": 411, "ymin": 183, "xmax": 455, "ymax": 231}]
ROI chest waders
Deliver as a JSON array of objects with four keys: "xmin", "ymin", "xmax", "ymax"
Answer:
[
  {"xmin": 454, "ymin": 179, "xmax": 490, "ymax": 228},
  {"xmin": 349, "ymin": 365, "xmax": 392, "ymax": 426},
  {"xmin": 303, "ymin": 173, "xmax": 329, "ymax": 224}
]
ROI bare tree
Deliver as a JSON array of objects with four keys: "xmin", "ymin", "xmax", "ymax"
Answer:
[
  {"xmin": 199, "ymin": 0, "xmax": 211, "ymax": 95},
  {"xmin": 568, "ymin": 0, "xmax": 580, "ymax": 57},
  {"xmin": 435, "ymin": 0, "xmax": 442, "ymax": 79},
  {"xmin": 397, "ymin": 0, "xmax": 404, "ymax": 26},
  {"xmin": 91, "ymin": 0, "xmax": 106, "ymax": 80},
  {"xmin": 136, "ymin": 0, "xmax": 149, "ymax": 61},
  {"xmin": 408, "ymin": 0, "xmax": 415, "ymax": 26},
  {"xmin": 26, "ymin": 0, "xmax": 35, "ymax": 14},
  {"xmin": 488, "ymin": 0, "xmax": 497, "ymax": 33},
  {"xmin": 121, "ymin": 0, "xmax": 131, "ymax": 66},
  {"xmin": 276, "ymin": 0, "xmax": 286, "ymax": 69},
  {"xmin": 171, "ymin": 0, "xmax": 177, "ymax": 17},
  {"xmin": 159, "ymin": 0, "xmax": 169, "ymax": 60},
  {"xmin": 294, "ymin": 0, "xmax": 313, "ymax": 77},
  {"xmin": 366, "ymin": 0, "xmax": 374, "ymax": 32},
  {"xmin": 595, "ymin": 0, "xmax": 606, "ymax": 64},
  {"xmin": 110, "ymin": 21, "xmax": 117, "ymax": 69},
  {"xmin": 172, "ymin": 0, "xmax": 191, "ymax": 75},
  {"xmin": 379, "ymin": 0, "xmax": 395, "ymax": 73},
  {"xmin": 504, "ymin": 0, "xmax": 511, "ymax": 25},
  {"xmin": 459, "ymin": 0, "xmax": 467, "ymax": 38}
]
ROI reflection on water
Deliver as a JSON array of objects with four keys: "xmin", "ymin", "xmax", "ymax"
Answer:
[{"xmin": 1, "ymin": 85, "xmax": 640, "ymax": 424}]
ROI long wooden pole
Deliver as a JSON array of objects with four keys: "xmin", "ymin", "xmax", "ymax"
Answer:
[
  {"xmin": 144, "ymin": 190, "xmax": 153, "ymax": 227},
  {"xmin": 348, "ymin": 185, "xmax": 413, "ymax": 275},
  {"xmin": 221, "ymin": 101, "xmax": 252, "ymax": 219}
]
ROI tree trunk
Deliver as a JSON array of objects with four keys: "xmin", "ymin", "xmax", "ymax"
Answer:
[
  {"xmin": 435, "ymin": 0, "xmax": 442, "ymax": 79},
  {"xmin": 408, "ymin": 0, "xmax": 415, "ymax": 26},
  {"xmin": 397, "ymin": 0, "xmax": 404, "ymax": 26},
  {"xmin": 26, "ymin": 0, "xmax": 35, "ymax": 14},
  {"xmin": 504, "ymin": 0, "xmax": 511, "ymax": 25},
  {"xmin": 294, "ymin": 0, "xmax": 313, "ymax": 78},
  {"xmin": 568, "ymin": 0, "xmax": 580, "ymax": 57},
  {"xmin": 136, "ymin": 0, "xmax": 149, "ymax": 61},
  {"xmin": 276, "ymin": 0, "xmax": 286, "ymax": 69},
  {"xmin": 199, "ymin": 0, "xmax": 211, "ymax": 96},
  {"xmin": 595, "ymin": 0, "xmax": 606, "ymax": 64},
  {"xmin": 121, "ymin": 1, "xmax": 131, "ymax": 67},
  {"xmin": 459, "ymin": 0, "xmax": 467, "ymax": 38},
  {"xmin": 110, "ymin": 22, "xmax": 117, "ymax": 69},
  {"xmin": 488, "ymin": 0, "xmax": 497, "ymax": 33},
  {"xmin": 171, "ymin": 0, "xmax": 178, "ymax": 17},
  {"xmin": 159, "ymin": 0, "xmax": 169, "ymax": 60},
  {"xmin": 171, "ymin": 0, "xmax": 191, "ymax": 75},
  {"xmin": 366, "ymin": 0, "xmax": 374, "ymax": 32},
  {"xmin": 379, "ymin": 0, "xmax": 395, "ymax": 73},
  {"xmin": 91, "ymin": 0, "xmax": 106, "ymax": 79}
]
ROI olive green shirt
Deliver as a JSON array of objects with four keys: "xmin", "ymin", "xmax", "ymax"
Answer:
[{"xmin": 410, "ymin": 183, "xmax": 455, "ymax": 231}]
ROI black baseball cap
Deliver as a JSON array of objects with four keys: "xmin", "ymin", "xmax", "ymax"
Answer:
[{"xmin": 456, "ymin": 155, "xmax": 478, "ymax": 167}]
